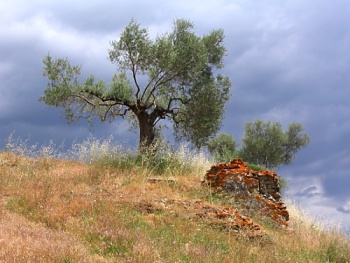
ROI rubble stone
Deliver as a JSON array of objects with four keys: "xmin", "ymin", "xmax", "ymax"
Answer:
[
  {"xmin": 203, "ymin": 158, "xmax": 289, "ymax": 226},
  {"xmin": 144, "ymin": 198, "xmax": 266, "ymax": 238}
]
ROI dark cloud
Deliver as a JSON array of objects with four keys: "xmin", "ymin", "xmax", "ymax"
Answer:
[
  {"xmin": 296, "ymin": 186, "xmax": 322, "ymax": 198},
  {"xmin": 322, "ymin": 170, "xmax": 350, "ymax": 201},
  {"xmin": 337, "ymin": 203, "xmax": 350, "ymax": 214}
]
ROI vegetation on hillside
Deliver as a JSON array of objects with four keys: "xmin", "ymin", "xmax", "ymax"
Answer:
[
  {"xmin": 0, "ymin": 137, "xmax": 349, "ymax": 263},
  {"xmin": 207, "ymin": 120, "xmax": 310, "ymax": 170},
  {"xmin": 241, "ymin": 120, "xmax": 310, "ymax": 169}
]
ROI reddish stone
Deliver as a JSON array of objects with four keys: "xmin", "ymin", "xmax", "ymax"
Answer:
[{"xmin": 203, "ymin": 158, "xmax": 289, "ymax": 226}]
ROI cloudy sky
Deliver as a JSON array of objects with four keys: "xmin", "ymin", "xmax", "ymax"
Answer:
[{"xmin": 1, "ymin": 0, "xmax": 350, "ymax": 233}]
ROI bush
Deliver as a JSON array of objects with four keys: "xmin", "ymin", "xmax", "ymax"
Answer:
[{"xmin": 206, "ymin": 133, "xmax": 239, "ymax": 163}]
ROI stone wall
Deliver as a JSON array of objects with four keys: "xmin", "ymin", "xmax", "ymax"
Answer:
[{"xmin": 203, "ymin": 158, "xmax": 289, "ymax": 226}]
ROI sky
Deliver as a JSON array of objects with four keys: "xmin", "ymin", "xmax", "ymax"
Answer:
[{"xmin": 1, "ymin": 0, "xmax": 350, "ymax": 233}]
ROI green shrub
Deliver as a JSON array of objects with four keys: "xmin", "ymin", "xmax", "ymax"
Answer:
[
  {"xmin": 247, "ymin": 163, "xmax": 266, "ymax": 171},
  {"xmin": 206, "ymin": 133, "xmax": 239, "ymax": 163}
]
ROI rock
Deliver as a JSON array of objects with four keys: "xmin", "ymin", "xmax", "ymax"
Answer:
[
  {"xmin": 147, "ymin": 177, "xmax": 177, "ymax": 184},
  {"xmin": 203, "ymin": 158, "xmax": 289, "ymax": 226},
  {"xmin": 198, "ymin": 204, "xmax": 266, "ymax": 238},
  {"xmin": 149, "ymin": 198, "xmax": 266, "ymax": 238}
]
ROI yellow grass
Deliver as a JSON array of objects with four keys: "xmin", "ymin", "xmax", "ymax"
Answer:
[{"xmin": 0, "ymin": 151, "xmax": 349, "ymax": 262}]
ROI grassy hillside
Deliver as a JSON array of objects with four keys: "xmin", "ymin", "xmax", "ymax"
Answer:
[{"xmin": 0, "ymin": 139, "xmax": 349, "ymax": 262}]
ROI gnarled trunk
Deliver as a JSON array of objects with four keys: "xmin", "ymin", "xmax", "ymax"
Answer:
[{"xmin": 137, "ymin": 111, "xmax": 156, "ymax": 150}]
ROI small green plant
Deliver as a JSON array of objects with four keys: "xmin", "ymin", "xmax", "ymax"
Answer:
[
  {"xmin": 85, "ymin": 231, "xmax": 133, "ymax": 257},
  {"xmin": 247, "ymin": 163, "xmax": 266, "ymax": 171}
]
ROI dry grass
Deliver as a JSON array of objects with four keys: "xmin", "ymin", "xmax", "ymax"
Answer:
[{"xmin": 0, "ymin": 149, "xmax": 349, "ymax": 263}]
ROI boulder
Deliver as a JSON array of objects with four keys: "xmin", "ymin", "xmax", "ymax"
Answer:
[{"xmin": 203, "ymin": 158, "xmax": 289, "ymax": 226}]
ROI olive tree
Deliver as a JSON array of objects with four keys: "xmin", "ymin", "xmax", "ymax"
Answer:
[
  {"xmin": 40, "ymin": 19, "xmax": 231, "ymax": 150},
  {"xmin": 206, "ymin": 133, "xmax": 238, "ymax": 162},
  {"xmin": 240, "ymin": 120, "xmax": 310, "ymax": 169}
]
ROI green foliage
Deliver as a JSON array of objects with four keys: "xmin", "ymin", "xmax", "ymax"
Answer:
[
  {"xmin": 246, "ymin": 163, "xmax": 266, "ymax": 171},
  {"xmin": 40, "ymin": 19, "xmax": 231, "ymax": 149},
  {"xmin": 206, "ymin": 133, "xmax": 238, "ymax": 162},
  {"xmin": 40, "ymin": 55, "xmax": 133, "ymax": 124},
  {"xmin": 107, "ymin": 73, "xmax": 134, "ymax": 103},
  {"xmin": 240, "ymin": 120, "xmax": 310, "ymax": 169},
  {"xmin": 174, "ymin": 72, "xmax": 230, "ymax": 148}
]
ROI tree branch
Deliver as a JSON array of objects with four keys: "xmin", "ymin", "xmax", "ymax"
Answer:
[
  {"xmin": 142, "ymin": 61, "xmax": 193, "ymax": 105},
  {"xmin": 132, "ymin": 63, "xmax": 141, "ymax": 99},
  {"xmin": 167, "ymin": 97, "xmax": 190, "ymax": 110},
  {"xmin": 141, "ymin": 69, "xmax": 168, "ymax": 103}
]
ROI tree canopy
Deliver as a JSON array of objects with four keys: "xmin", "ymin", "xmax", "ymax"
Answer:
[
  {"xmin": 40, "ymin": 19, "xmax": 231, "ymax": 149},
  {"xmin": 206, "ymin": 133, "xmax": 238, "ymax": 162},
  {"xmin": 240, "ymin": 120, "xmax": 310, "ymax": 169}
]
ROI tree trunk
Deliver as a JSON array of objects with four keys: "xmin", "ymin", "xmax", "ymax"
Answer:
[{"xmin": 137, "ymin": 111, "xmax": 156, "ymax": 150}]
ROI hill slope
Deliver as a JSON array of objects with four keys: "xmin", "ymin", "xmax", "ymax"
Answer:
[{"xmin": 0, "ymin": 152, "xmax": 349, "ymax": 262}]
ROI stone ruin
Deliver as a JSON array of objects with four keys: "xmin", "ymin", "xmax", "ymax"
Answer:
[
  {"xmin": 203, "ymin": 158, "xmax": 289, "ymax": 226},
  {"xmin": 144, "ymin": 158, "xmax": 289, "ymax": 237}
]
